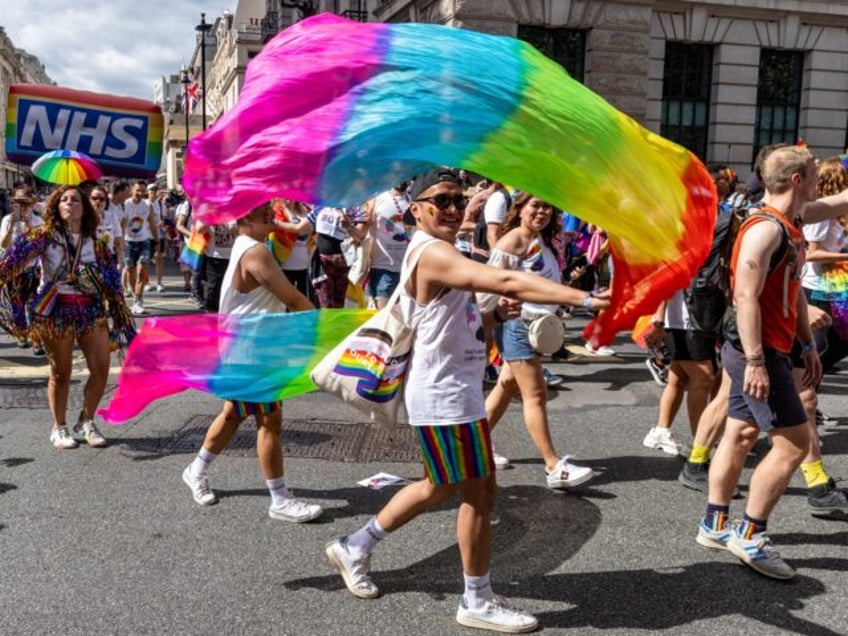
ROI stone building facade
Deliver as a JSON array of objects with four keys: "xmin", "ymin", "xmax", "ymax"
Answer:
[
  {"xmin": 373, "ymin": 0, "xmax": 848, "ymax": 177},
  {"xmin": 0, "ymin": 27, "xmax": 53, "ymax": 189}
]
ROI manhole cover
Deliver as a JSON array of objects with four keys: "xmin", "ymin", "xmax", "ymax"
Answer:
[{"xmin": 161, "ymin": 415, "xmax": 418, "ymax": 463}]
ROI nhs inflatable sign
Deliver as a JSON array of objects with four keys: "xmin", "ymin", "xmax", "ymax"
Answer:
[{"xmin": 6, "ymin": 84, "xmax": 164, "ymax": 179}]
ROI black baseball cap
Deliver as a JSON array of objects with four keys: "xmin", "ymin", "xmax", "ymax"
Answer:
[{"xmin": 408, "ymin": 168, "xmax": 461, "ymax": 200}]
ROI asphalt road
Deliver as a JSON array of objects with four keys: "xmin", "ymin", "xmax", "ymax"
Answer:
[{"xmin": 1, "ymin": 270, "xmax": 847, "ymax": 635}]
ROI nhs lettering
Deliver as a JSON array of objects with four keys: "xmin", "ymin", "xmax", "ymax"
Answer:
[{"xmin": 6, "ymin": 84, "xmax": 164, "ymax": 179}]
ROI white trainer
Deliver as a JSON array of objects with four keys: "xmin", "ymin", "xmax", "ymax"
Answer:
[
  {"xmin": 50, "ymin": 425, "xmax": 79, "ymax": 450},
  {"xmin": 325, "ymin": 537, "xmax": 380, "ymax": 599},
  {"xmin": 642, "ymin": 426, "xmax": 685, "ymax": 456},
  {"xmin": 493, "ymin": 450, "xmax": 511, "ymax": 469},
  {"xmin": 456, "ymin": 595, "xmax": 538, "ymax": 633},
  {"xmin": 585, "ymin": 342, "xmax": 616, "ymax": 356},
  {"xmin": 546, "ymin": 455, "xmax": 594, "ymax": 489},
  {"xmin": 268, "ymin": 497, "xmax": 323, "ymax": 523},
  {"xmin": 131, "ymin": 301, "xmax": 146, "ymax": 315},
  {"xmin": 73, "ymin": 418, "xmax": 107, "ymax": 447},
  {"xmin": 155, "ymin": 284, "xmax": 165, "ymax": 293},
  {"xmin": 182, "ymin": 466, "xmax": 218, "ymax": 506}
]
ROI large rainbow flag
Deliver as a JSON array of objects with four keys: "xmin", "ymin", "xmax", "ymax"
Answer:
[{"xmin": 183, "ymin": 14, "xmax": 716, "ymax": 344}]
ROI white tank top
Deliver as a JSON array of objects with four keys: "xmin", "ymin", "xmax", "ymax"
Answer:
[
  {"xmin": 219, "ymin": 235, "xmax": 285, "ymax": 315},
  {"xmin": 399, "ymin": 231, "xmax": 487, "ymax": 426}
]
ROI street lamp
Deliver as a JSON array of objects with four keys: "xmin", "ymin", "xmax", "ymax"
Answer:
[
  {"xmin": 180, "ymin": 67, "xmax": 191, "ymax": 151},
  {"xmin": 195, "ymin": 12, "xmax": 213, "ymax": 131}
]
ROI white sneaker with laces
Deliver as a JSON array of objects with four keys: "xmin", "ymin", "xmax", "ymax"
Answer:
[
  {"xmin": 456, "ymin": 595, "xmax": 538, "ymax": 633},
  {"xmin": 726, "ymin": 530, "xmax": 795, "ymax": 580},
  {"xmin": 268, "ymin": 497, "xmax": 323, "ymax": 523},
  {"xmin": 585, "ymin": 342, "xmax": 616, "ymax": 356},
  {"xmin": 493, "ymin": 450, "xmax": 511, "ymax": 469},
  {"xmin": 155, "ymin": 284, "xmax": 165, "ymax": 293},
  {"xmin": 642, "ymin": 426, "xmax": 685, "ymax": 456},
  {"xmin": 131, "ymin": 301, "xmax": 146, "ymax": 315},
  {"xmin": 182, "ymin": 466, "xmax": 218, "ymax": 506},
  {"xmin": 325, "ymin": 537, "xmax": 380, "ymax": 599},
  {"xmin": 50, "ymin": 425, "xmax": 79, "ymax": 450},
  {"xmin": 546, "ymin": 455, "xmax": 594, "ymax": 489},
  {"xmin": 73, "ymin": 418, "xmax": 107, "ymax": 447}
]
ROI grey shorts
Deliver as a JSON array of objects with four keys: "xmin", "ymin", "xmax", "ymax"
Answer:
[{"xmin": 721, "ymin": 342, "xmax": 806, "ymax": 432}]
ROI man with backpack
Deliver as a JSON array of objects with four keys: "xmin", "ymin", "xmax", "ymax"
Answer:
[{"xmin": 696, "ymin": 145, "xmax": 821, "ymax": 580}]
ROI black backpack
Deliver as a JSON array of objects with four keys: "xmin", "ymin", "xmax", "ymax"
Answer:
[{"xmin": 685, "ymin": 208, "xmax": 790, "ymax": 338}]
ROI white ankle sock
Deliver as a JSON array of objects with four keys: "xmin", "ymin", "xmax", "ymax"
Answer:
[
  {"xmin": 266, "ymin": 476, "xmax": 293, "ymax": 506},
  {"xmin": 190, "ymin": 447, "xmax": 217, "ymax": 478},
  {"xmin": 463, "ymin": 572, "xmax": 494, "ymax": 609},
  {"xmin": 346, "ymin": 516, "xmax": 388, "ymax": 558}
]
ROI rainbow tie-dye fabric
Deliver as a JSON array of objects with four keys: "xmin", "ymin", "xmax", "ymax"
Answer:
[
  {"xmin": 98, "ymin": 309, "xmax": 373, "ymax": 423},
  {"xmin": 183, "ymin": 14, "xmax": 716, "ymax": 344}
]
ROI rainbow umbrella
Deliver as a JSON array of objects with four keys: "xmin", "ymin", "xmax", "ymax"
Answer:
[{"xmin": 31, "ymin": 149, "xmax": 102, "ymax": 185}]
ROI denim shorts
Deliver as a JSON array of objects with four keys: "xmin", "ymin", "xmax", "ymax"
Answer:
[
  {"xmin": 499, "ymin": 318, "xmax": 537, "ymax": 361},
  {"xmin": 721, "ymin": 342, "xmax": 806, "ymax": 432},
  {"xmin": 124, "ymin": 240, "xmax": 152, "ymax": 267},
  {"xmin": 367, "ymin": 268, "xmax": 400, "ymax": 301}
]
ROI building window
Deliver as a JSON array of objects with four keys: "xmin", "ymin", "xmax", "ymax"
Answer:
[
  {"xmin": 660, "ymin": 41, "xmax": 713, "ymax": 161},
  {"xmin": 517, "ymin": 26, "xmax": 586, "ymax": 82},
  {"xmin": 753, "ymin": 49, "xmax": 804, "ymax": 161}
]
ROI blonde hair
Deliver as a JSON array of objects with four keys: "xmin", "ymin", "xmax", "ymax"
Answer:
[{"xmin": 761, "ymin": 146, "xmax": 814, "ymax": 195}]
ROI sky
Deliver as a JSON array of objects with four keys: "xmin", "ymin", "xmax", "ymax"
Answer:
[{"xmin": 1, "ymin": 0, "xmax": 224, "ymax": 101}]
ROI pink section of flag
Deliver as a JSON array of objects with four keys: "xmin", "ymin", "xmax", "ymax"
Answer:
[{"xmin": 183, "ymin": 15, "xmax": 388, "ymax": 224}]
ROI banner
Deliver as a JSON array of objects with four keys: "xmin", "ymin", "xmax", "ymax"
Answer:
[{"xmin": 5, "ymin": 84, "xmax": 164, "ymax": 179}]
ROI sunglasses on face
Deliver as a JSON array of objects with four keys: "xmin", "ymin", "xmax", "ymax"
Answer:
[{"xmin": 413, "ymin": 193, "xmax": 468, "ymax": 211}]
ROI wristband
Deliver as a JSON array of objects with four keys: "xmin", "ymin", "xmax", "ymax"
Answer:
[
  {"xmin": 582, "ymin": 292, "xmax": 593, "ymax": 308},
  {"xmin": 800, "ymin": 342, "xmax": 815, "ymax": 355},
  {"xmin": 745, "ymin": 356, "xmax": 765, "ymax": 367}
]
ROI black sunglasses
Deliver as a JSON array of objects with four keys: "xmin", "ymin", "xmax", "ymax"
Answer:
[{"xmin": 414, "ymin": 193, "xmax": 468, "ymax": 211}]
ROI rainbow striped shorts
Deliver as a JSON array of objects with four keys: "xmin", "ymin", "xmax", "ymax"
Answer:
[
  {"xmin": 231, "ymin": 400, "xmax": 281, "ymax": 419},
  {"xmin": 414, "ymin": 418, "xmax": 494, "ymax": 485}
]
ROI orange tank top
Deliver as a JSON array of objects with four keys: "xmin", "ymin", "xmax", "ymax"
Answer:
[{"xmin": 729, "ymin": 206, "xmax": 804, "ymax": 354}]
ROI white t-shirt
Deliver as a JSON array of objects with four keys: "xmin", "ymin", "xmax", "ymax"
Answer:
[
  {"xmin": 663, "ymin": 289, "xmax": 690, "ymax": 330},
  {"xmin": 483, "ymin": 190, "xmax": 509, "ymax": 226},
  {"xmin": 307, "ymin": 206, "xmax": 364, "ymax": 241},
  {"xmin": 95, "ymin": 208, "xmax": 122, "ymax": 253},
  {"xmin": 399, "ymin": 231, "xmax": 487, "ymax": 426},
  {"xmin": 801, "ymin": 219, "xmax": 846, "ymax": 291},
  {"xmin": 1, "ymin": 212, "xmax": 43, "ymax": 252},
  {"xmin": 206, "ymin": 222, "xmax": 238, "ymax": 259},
  {"xmin": 124, "ymin": 198, "xmax": 153, "ymax": 243},
  {"xmin": 370, "ymin": 190, "xmax": 410, "ymax": 272},
  {"xmin": 280, "ymin": 206, "xmax": 311, "ymax": 272}
]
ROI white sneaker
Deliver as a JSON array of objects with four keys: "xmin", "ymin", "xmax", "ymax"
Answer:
[
  {"xmin": 144, "ymin": 283, "xmax": 154, "ymax": 292},
  {"xmin": 642, "ymin": 426, "xmax": 685, "ymax": 456},
  {"xmin": 131, "ymin": 301, "xmax": 146, "ymax": 315},
  {"xmin": 493, "ymin": 450, "xmax": 511, "ymax": 469},
  {"xmin": 585, "ymin": 342, "xmax": 616, "ymax": 356},
  {"xmin": 73, "ymin": 418, "xmax": 107, "ymax": 447},
  {"xmin": 182, "ymin": 466, "xmax": 218, "ymax": 506},
  {"xmin": 155, "ymin": 284, "xmax": 165, "ymax": 293},
  {"xmin": 546, "ymin": 456, "xmax": 594, "ymax": 489},
  {"xmin": 325, "ymin": 537, "xmax": 380, "ymax": 599},
  {"xmin": 268, "ymin": 497, "xmax": 323, "ymax": 523},
  {"xmin": 50, "ymin": 425, "xmax": 79, "ymax": 450},
  {"xmin": 456, "ymin": 595, "xmax": 538, "ymax": 633}
]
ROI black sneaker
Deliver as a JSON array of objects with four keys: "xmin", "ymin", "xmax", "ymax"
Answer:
[
  {"xmin": 679, "ymin": 461, "xmax": 708, "ymax": 492},
  {"xmin": 808, "ymin": 478, "xmax": 848, "ymax": 517}
]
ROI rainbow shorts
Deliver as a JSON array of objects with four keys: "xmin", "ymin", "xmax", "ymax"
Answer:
[
  {"xmin": 414, "ymin": 418, "xmax": 494, "ymax": 485},
  {"xmin": 231, "ymin": 400, "xmax": 281, "ymax": 419}
]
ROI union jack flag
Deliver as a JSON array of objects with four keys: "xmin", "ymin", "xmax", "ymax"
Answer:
[{"xmin": 182, "ymin": 71, "xmax": 200, "ymax": 113}]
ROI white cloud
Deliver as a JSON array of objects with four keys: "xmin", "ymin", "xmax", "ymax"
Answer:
[{"xmin": 1, "ymin": 0, "xmax": 225, "ymax": 101}]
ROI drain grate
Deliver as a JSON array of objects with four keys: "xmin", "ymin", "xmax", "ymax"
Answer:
[{"xmin": 163, "ymin": 415, "xmax": 418, "ymax": 463}]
